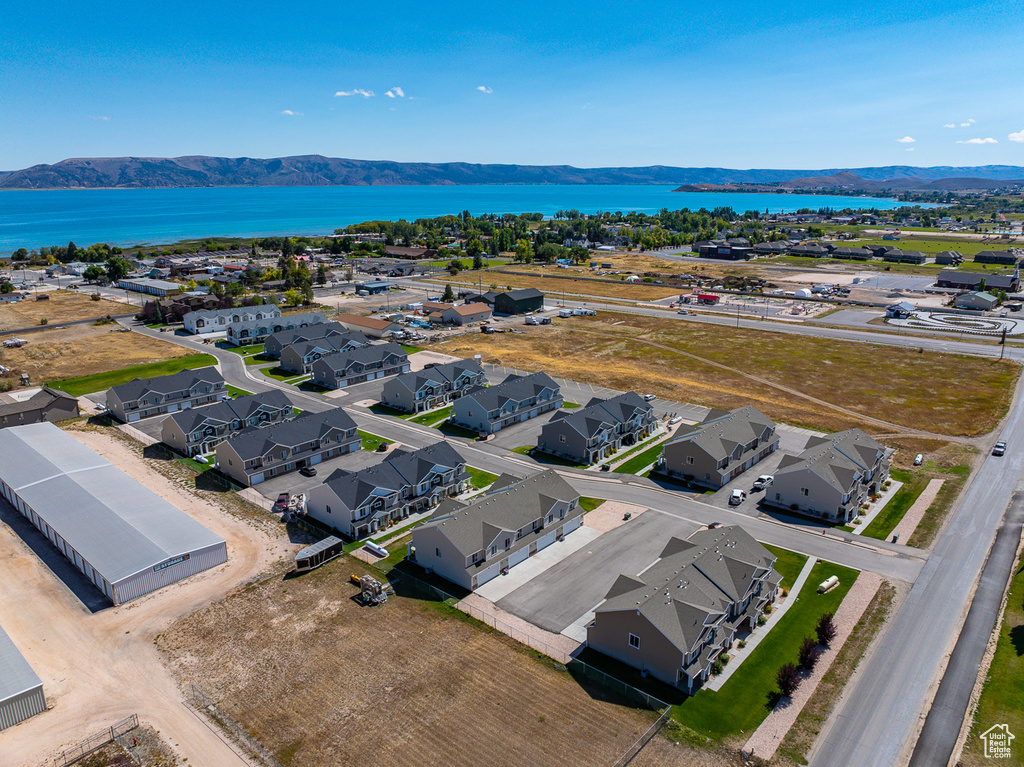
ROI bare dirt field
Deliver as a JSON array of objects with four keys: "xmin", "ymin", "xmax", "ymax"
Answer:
[
  {"xmin": 0, "ymin": 323, "xmax": 191, "ymax": 383},
  {"xmin": 445, "ymin": 270, "xmax": 682, "ymax": 301},
  {"xmin": 158, "ymin": 555, "xmax": 725, "ymax": 767},
  {"xmin": 435, "ymin": 313, "xmax": 1017, "ymax": 437},
  {"xmin": 0, "ymin": 290, "xmax": 126, "ymax": 330},
  {"xmin": 0, "ymin": 425, "xmax": 299, "ymax": 767}
]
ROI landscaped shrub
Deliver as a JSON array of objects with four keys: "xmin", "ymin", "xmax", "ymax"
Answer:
[
  {"xmin": 711, "ymin": 659, "xmax": 724, "ymax": 675},
  {"xmin": 720, "ymin": 653, "xmax": 729, "ymax": 665},
  {"xmin": 757, "ymin": 615, "xmax": 767, "ymax": 626},
  {"xmin": 816, "ymin": 612, "xmax": 837, "ymax": 645},
  {"xmin": 738, "ymin": 639, "xmax": 747, "ymax": 649},
  {"xmin": 763, "ymin": 604, "xmax": 773, "ymax": 615},
  {"xmin": 776, "ymin": 663, "xmax": 801, "ymax": 697},
  {"xmin": 799, "ymin": 637, "xmax": 821, "ymax": 670}
]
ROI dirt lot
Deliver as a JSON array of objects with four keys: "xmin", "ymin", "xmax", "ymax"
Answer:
[
  {"xmin": 159, "ymin": 558, "xmax": 723, "ymax": 767},
  {"xmin": 0, "ymin": 322, "xmax": 191, "ymax": 383},
  {"xmin": 444, "ymin": 270, "xmax": 682, "ymax": 301},
  {"xmin": 0, "ymin": 290, "xmax": 126, "ymax": 330},
  {"xmin": 435, "ymin": 313, "xmax": 1017, "ymax": 437},
  {"xmin": 0, "ymin": 425, "xmax": 299, "ymax": 767}
]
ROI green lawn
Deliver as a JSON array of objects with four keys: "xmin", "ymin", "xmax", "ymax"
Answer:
[
  {"xmin": 562, "ymin": 401, "xmax": 581, "ymax": 409},
  {"xmin": 466, "ymin": 466, "xmax": 498, "ymax": 489},
  {"xmin": 259, "ymin": 366, "xmax": 298, "ymax": 382},
  {"xmin": 224, "ymin": 343, "xmax": 265, "ymax": 357},
  {"xmin": 226, "ymin": 385, "xmax": 253, "ymax": 398},
  {"xmin": 962, "ymin": 551, "xmax": 1024, "ymax": 765},
  {"xmin": 358, "ymin": 431, "xmax": 388, "ymax": 451},
  {"xmin": 671, "ymin": 561, "xmax": 859, "ymax": 740},
  {"xmin": 613, "ymin": 441, "xmax": 666, "ymax": 474},
  {"xmin": 862, "ymin": 469, "xmax": 928, "ymax": 540},
  {"xmin": 436, "ymin": 419, "xmax": 480, "ymax": 439},
  {"xmin": 410, "ymin": 405, "xmax": 454, "ymax": 427},
  {"xmin": 49, "ymin": 354, "xmax": 219, "ymax": 396},
  {"xmin": 579, "ymin": 497, "xmax": 606, "ymax": 512},
  {"xmin": 369, "ymin": 403, "xmax": 414, "ymax": 418},
  {"xmin": 762, "ymin": 544, "xmax": 809, "ymax": 590},
  {"xmin": 400, "ymin": 344, "xmax": 423, "ymax": 354}
]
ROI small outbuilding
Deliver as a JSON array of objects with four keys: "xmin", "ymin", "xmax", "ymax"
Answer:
[
  {"xmin": 954, "ymin": 291, "xmax": 999, "ymax": 311},
  {"xmin": 0, "ymin": 624, "xmax": 46, "ymax": 731}
]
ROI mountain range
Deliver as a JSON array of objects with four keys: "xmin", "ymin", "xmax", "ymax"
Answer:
[{"xmin": 1, "ymin": 155, "xmax": 1023, "ymax": 190}]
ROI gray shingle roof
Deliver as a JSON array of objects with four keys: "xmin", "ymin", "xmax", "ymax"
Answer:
[
  {"xmin": 775, "ymin": 428, "xmax": 885, "ymax": 492},
  {"xmin": 109, "ymin": 367, "xmax": 224, "ymax": 402},
  {"xmin": 597, "ymin": 525, "xmax": 775, "ymax": 654},
  {"xmin": 165, "ymin": 390, "xmax": 293, "ymax": 434},
  {"xmin": 462, "ymin": 371, "xmax": 560, "ymax": 411},
  {"xmin": 0, "ymin": 386, "xmax": 77, "ymax": 418},
  {"xmin": 417, "ymin": 469, "xmax": 578, "ymax": 558},
  {"xmin": 549, "ymin": 392, "xmax": 651, "ymax": 438},
  {"xmin": 188, "ymin": 304, "xmax": 281, "ymax": 323},
  {"xmin": 387, "ymin": 358, "xmax": 485, "ymax": 396},
  {"xmin": 665, "ymin": 405, "xmax": 776, "ymax": 461},
  {"xmin": 223, "ymin": 408, "xmax": 357, "ymax": 460},
  {"xmin": 314, "ymin": 342, "xmax": 407, "ymax": 374},
  {"xmin": 266, "ymin": 322, "xmax": 358, "ymax": 349}
]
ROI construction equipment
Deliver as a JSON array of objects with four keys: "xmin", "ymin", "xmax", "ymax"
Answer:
[{"xmin": 351, "ymin": 573, "xmax": 392, "ymax": 605}]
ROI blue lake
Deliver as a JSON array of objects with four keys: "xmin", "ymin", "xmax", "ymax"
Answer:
[{"xmin": 0, "ymin": 185, "xmax": 923, "ymax": 255}]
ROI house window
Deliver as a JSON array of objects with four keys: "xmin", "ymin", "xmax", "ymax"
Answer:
[
  {"xmin": 467, "ymin": 410, "xmax": 473, "ymax": 417},
  {"xmin": 436, "ymin": 547, "xmax": 441, "ymax": 557},
  {"xmin": 490, "ymin": 545, "xmax": 497, "ymax": 555},
  {"xmin": 686, "ymin": 456, "xmax": 694, "ymax": 465},
  {"xmin": 800, "ymin": 487, "xmax": 809, "ymax": 496},
  {"xmin": 559, "ymin": 434, "xmax": 566, "ymax": 443},
  {"xmin": 504, "ymin": 538, "xmax": 511, "ymax": 548},
  {"xmin": 326, "ymin": 505, "xmax": 331, "ymax": 514},
  {"xmin": 628, "ymin": 633, "xmax": 640, "ymax": 649}
]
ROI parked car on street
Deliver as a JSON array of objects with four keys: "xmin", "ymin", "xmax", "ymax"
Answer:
[
  {"xmin": 993, "ymin": 441, "xmax": 1007, "ymax": 456},
  {"xmin": 643, "ymin": 394, "xmax": 656, "ymax": 401},
  {"xmin": 729, "ymin": 489, "xmax": 747, "ymax": 506}
]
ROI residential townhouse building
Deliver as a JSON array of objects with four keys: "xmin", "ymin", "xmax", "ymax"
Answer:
[
  {"xmin": 226, "ymin": 312, "xmax": 327, "ymax": 347},
  {"xmin": 0, "ymin": 387, "xmax": 79, "ymax": 430},
  {"xmin": 411, "ymin": 470, "xmax": 582, "ymax": 591},
  {"xmin": 107, "ymin": 367, "xmax": 227, "ymax": 423},
  {"xmin": 309, "ymin": 343, "xmax": 410, "ymax": 390},
  {"xmin": 263, "ymin": 322, "xmax": 354, "ymax": 358},
  {"xmin": 379, "ymin": 358, "xmax": 486, "ymax": 414},
  {"xmin": 183, "ymin": 304, "xmax": 282, "ymax": 335},
  {"xmin": 215, "ymin": 409, "xmax": 360, "ymax": 486},
  {"xmin": 769, "ymin": 429, "xmax": 890, "ymax": 524},
  {"xmin": 451, "ymin": 372, "xmax": 562, "ymax": 435},
  {"xmin": 161, "ymin": 390, "xmax": 294, "ymax": 457},
  {"xmin": 306, "ymin": 442, "xmax": 469, "ymax": 538},
  {"xmin": 588, "ymin": 525, "xmax": 780, "ymax": 691},
  {"xmin": 658, "ymin": 406, "xmax": 779, "ymax": 489},
  {"xmin": 537, "ymin": 392, "xmax": 656, "ymax": 465},
  {"xmin": 278, "ymin": 332, "xmax": 371, "ymax": 374}
]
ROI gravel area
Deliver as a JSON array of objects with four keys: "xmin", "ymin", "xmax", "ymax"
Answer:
[
  {"xmin": 743, "ymin": 571, "xmax": 883, "ymax": 761},
  {"xmin": 457, "ymin": 592, "xmax": 581, "ymax": 663},
  {"xmin": 891, "ymin": 479, "xmax": 944, "ymax": 542},
  {"xmin": 408, "ymin": 350, "xmax": 461, "ymax": 371},
  {"xmin": 583, "ymin": 501, "xmax": 648, "ymax": 533}
]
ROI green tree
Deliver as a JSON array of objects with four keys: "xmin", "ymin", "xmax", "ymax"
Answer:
[
  {"xmin": 284, "ymin": 288, "xmax": 301, "ymax": 306},
  {"xmin": 0, "ymin": 281, "xmax": 13, "ymax": 294},
  {"xmin": 513, "ymin": 238, "xmax": 533, "ymax": 263},
  {"xmin": 316, "ymin": 263, "xmax": 327, "ymax": 285},
  {"xmin": 441, "ymin": 284, "xmax": 455, "ymax": 302},
  {"xmin": 104, "ymin": 256, "xmax": 131, "ymax": 283},
  {"xmin": 83, "ymin": 265, "xmax": 106, "ymax": 283},
  {"xmin": 472, "ymin": 253, "xmax": 484, "ymax": 270}
]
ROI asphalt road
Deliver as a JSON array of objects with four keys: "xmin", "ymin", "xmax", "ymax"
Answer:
[
  {"xmin": 908, "ymin": 492, "xmax": 1024, "ymax": 767},
  {"xmin": 811, "ymin": 385, "xmax": 1024, "ymax": 767}
]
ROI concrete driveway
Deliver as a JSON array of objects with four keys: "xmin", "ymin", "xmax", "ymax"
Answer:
[
  {"xmin": 252, "ymin": 445, "xmax": 395, "ymax": 499},
  {"xmin": 494, "ymin": 508, "xmax": 701, "ymax": 634}
]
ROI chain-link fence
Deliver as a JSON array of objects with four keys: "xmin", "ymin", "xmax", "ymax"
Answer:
[
  {"xmin": 567, "ymin": 659, "xmax": 669, "ymax": 711},
  {"xmin": 188, "ymin": 685, "xmax": 283, "ymax": 767},
  {"xmin": 611, "ymin": 709, "xmax": 671, "ymax": 767},
  {"xmin": 52, "ymin": 714, "xmax": 139, "ymax": 766},
  {"xmin": 458, "ymin": 600, "xmax": 575, "ymax": 664}
]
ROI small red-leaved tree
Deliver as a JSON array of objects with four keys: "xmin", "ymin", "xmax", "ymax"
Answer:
[
  {"xmin": 799, "ymin": 637, "xmax": 821, "ymax": 670},
  {"xmin": 777, "ymin": 663, "xmax": 801, "ymax": 697},
  {"xmin": 816, "ymin": 612, "xmax": 837, "ymax": 646}
]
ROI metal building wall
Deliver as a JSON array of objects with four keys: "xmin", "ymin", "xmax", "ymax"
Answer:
[
  {"xmin": 111, "ymin": 542, "xmax": 228, "ymax": 605},
  {"xmin": 0, "ymin": 685, "xmax": 46, "ymax": 731}
]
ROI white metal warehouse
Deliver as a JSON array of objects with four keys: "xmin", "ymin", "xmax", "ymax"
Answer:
[
  {"xmin": 0, "ymin": 623, "xmax": 46, "ymax": 731},
  {"xmin": 0, "ymin": 422, "xmax": 228, "ymax": 605}
]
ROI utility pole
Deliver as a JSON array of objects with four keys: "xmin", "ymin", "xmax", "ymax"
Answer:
[{"xmin": 1001, "ymin": 327, "xmax": 1007, "ymax": 360}]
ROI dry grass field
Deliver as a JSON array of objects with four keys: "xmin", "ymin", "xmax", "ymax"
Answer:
[
  {"xmin": 0, "ymin": 323, "xmax": 192, "ymax": 383},
  {"xmin": 158, "ymin": 558, "xmax": 718, "ymax": 767},
  {"xmin": 437, "ymin": 313, "xmax": 1018, "ymax": 437},
  {"xmin": 445, "ymin": 271, "xmax": 682, "ymax": 301},
  {"xmin": 0, "ymin": 290, "xmax": 126, "ymax": 330}
]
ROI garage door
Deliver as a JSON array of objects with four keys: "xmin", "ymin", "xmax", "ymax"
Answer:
[
  {"xmin": 310, "ymin": 454, "xmax": 322, "ymax": 465},
  {"xmin": 509, "ymin": 547, "xmax": 529, "ymax": 567},
  {"xmin": 250, "ymin": 472, "xmax": 264, "ymax": 485},
  {"xmin": 475, "ymin": 563, "xmax": 500, "ymax": 589},
  {"xmin": 166, "ymin": 404, "xmax": 179, "ymax": 413},
  {"xmin": 128, "ymin": 413, "xmax": 140, "ymax": 422},
  {"xmin": 538, "ymin": 530, "xmax": 557, "ymax": 551}
]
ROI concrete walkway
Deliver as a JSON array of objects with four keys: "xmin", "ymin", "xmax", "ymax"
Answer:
[
  {"xmin": 851, "ymin": 480, "xmax": 903, "ymax": 535},
  {"xmin": 705, "ymin": 556, "xmax": 818, "ymax": 691},
  {"xmin": 891, "ymin": 479, "xmax": 944, "ymax": 542}
]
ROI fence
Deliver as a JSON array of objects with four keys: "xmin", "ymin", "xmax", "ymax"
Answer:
[
  {"xmin": 389, "ymin": 569, "xmax": 462, "ymax": 603},
  {"xmin": 611, "ymin": 709, "xmax": 672, "ymax": 767},
  {"xmin": 52, "ymin": 714, "xmax": 139, "ymax": 766},
  {"xmin": 188, "ymin": 685, "xmax": 284, "ymax": 767},
  {"xmin": 458, "ymin": 600, "xmax": 575, "ymax": 664},
  {"xmin": 567, "ymin": 659, "xmax": 669, "ymax": 711}
]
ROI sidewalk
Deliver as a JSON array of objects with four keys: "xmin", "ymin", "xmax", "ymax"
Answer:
[
  {"xmin": 891, "ymin": 479, "xmax": 944, "ymax": 541},
  {"xmin": 851, "ymin": 480, "xmax": 903, "ymax": 535},
  {"xmin": 705, "ymin": 556, "xmax": 818, "ymax": 691}
]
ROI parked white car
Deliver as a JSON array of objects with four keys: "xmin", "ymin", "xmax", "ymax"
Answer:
[
  {"xmin": 729, "ymin": 489, "xmax": 747, "ymax": 506},
  {"xmin": 752, "ymin": 475, "xmax": 773, "ymax": 491}
]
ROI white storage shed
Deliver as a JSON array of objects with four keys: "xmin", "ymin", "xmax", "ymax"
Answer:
[{"xmin": 0, "ymin": 624, "xmax": 46, "ymax": 730}]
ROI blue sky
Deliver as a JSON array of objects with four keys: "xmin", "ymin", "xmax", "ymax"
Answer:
[{"xmin": 2, "ymin": 0, "xmax": 1023, "ymax": 170}]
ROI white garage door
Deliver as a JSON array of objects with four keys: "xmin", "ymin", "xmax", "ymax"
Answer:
[
  {"xmin": 538, "ymin": 530, "xmax": 557, "ymax": 551},
  {"xmin": 250, "ymin": 472, "xmax": 264, "ymax": 485},
  {"xmin": 509, "ymin": 547, "xmax": 529, "ymax": 567},
  {"xmin": 475, "ymin": 563, "xmax": 500, "ymax": 589},
  {"xmin": 128, "ymin": 413, "xmax": 140, "ymax": 422}
]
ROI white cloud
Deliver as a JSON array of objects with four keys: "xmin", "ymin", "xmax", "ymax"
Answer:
[
  {"xmin": 968, "ymin": 118, "xmax": 976, "ymax": 123},
  {"xmin": 385, "ymin": 86, "xmax": 405, "ymax": 99},
  {"xmin": 896, "ymin": 136, "xmax": 915, "ymax": 143},
  {"xmin": 280, "ymin": 110, "xmax": 303, "ymax": 116},
  {"xmin": 476, "ymin": 85, "xmax": 493, "ymax": 94},
  {"xmin": 956, "ymin": 137, "xmax": 998, "ymax": 144},
  {"xmin": 960, "ymin": 122, "xmax": 972, "ymax": 127},
  {"xmin": 88, "ymin": 115, "xmax": 110, "ymax": 121},
  {"xmin": 1009, "ymin": 129, "xmax": 1024, "ymax": 143},
  {"xmin": 943, "ymin": 123, "xmax": 956, "ymax": 128},
  {"xmin": 335, "ymin": 89, "xmax": 374, "ymax": 98},
  {"xmin": 906, "ymin": 147, "xmax": 915, "ymax": 152}
]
